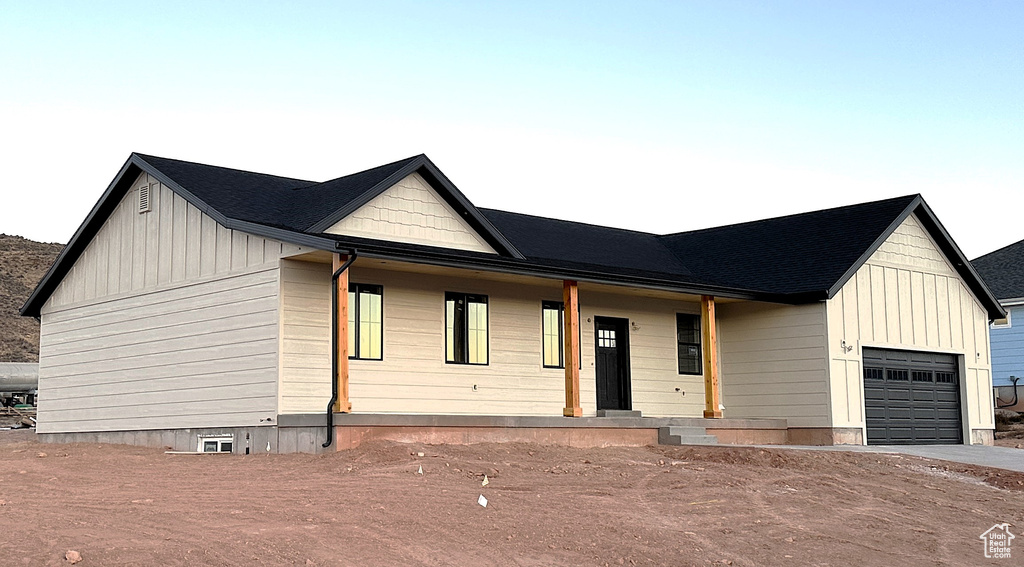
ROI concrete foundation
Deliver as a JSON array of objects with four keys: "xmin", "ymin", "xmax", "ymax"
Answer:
[
  {"xmin": 786, "ymin": 427, "xmax": 864, "ymax": 446},
  {"xmin": 37, "ymin": 414, "xmax": 792, "ymax": 453},
  {"xmin": 36, "ymin": 419, "xmax": 991, "ymax": 451},
  {"xmin": 971, "ymin": 429, "xmax": 995, "ymax": 446},
  {"xmin": 38, "ymin": 425, "xmax": 332, "ymax": 455}
]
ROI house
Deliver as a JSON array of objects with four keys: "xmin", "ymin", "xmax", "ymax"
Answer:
[
  {"xmin": 21, "ymin": 153, "xmax": 1003, "ymax": 452},
  {"xmin": 972, "ymin": 241, "xmax": 1024, "ymax": 411}
]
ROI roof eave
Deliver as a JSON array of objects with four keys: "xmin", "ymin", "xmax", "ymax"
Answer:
[
  {"xmin": 912, "ymin": 200, "xmax": 1006, "ymax": 320},
  {"xmin": 822, "ymin": 195, "xmax": 1005, "ymax": 320},
  {"xmin": 20, "ymin": 155, "xmax": 143, "ymax": 317}
]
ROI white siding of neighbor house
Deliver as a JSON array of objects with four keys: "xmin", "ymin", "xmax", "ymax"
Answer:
[
  {"xmin": 277, "ymin": 264, "xmax": 706, "ymax": 418},
  {"xmin": 825, "ymin": 213, "xmax": 994, "ymax": 433},
  {"xmin": 323, "ymin": 172, "xmax": 497, "ymax": 254},
  {"xmin": 37, "ymin": 172, "xmax": 306, "ymax": 433},
  {"xmin": 717, "ymin": 302, "xmax": 830, "ymax": 428}
]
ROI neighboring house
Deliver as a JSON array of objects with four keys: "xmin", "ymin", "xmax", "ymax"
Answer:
[
  {"xmin": 21, "ymin": 153, "xmax": 1003, "ymax": 452},
  {"xmin": 972, "ymin": 241, "xmax": 1024, "ymax": 411}
]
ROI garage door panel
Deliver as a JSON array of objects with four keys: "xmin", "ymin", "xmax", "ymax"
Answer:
[
  {"xmin": 912, "ymin": 390, "xmax": 938, "ymax": 403},
  {"xmin": 862, "ymin": 348, "xmax": 962, "ymax": 445},
  {"xmin": 886, "ymin": 389, "xmax": 911, "ymax": 402}
]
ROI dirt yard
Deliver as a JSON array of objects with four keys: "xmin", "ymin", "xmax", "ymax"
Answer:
[{"xmin": 1, "ymin": 430, "xmax": 1022, "ymax": 566}]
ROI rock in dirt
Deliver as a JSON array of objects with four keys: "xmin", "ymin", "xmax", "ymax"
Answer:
[
  {"xmin": 995, "ymin": 409, "xmax": 1020, "ymax": 420},
  {"xmin": 65, "ymin": 550, "xmax": 82, "ymax": 564}
]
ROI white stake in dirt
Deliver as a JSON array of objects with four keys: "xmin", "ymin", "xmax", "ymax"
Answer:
[{"xmin": 478, "ymin": 495, "xmax": 488, "ymax": 508}]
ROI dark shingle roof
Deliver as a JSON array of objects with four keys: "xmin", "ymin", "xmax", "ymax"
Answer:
[
  {"xmin": 657, "ymin": 196, "xmax": 918, "ymax": 296},
  {"xmin": 972, "ymin": 241, "xmax": 1024, "ymax": 300},
  {"xmin": 135, "ymin": 154, "xmax": 316, "ymax": 229},
  {"xmin": 136, "ymin": 153, "xmax": 420, "ymax": 231},
  {"xmin": 21, "ymin": 152, "xmax": 1004, "ymax": 319},
  {"xmin": 480, "ymin": 209, "xmax": 696, "ymax": 280}
]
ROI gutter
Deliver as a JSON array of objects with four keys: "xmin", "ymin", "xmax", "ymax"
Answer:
[{"xmin": 322, "ymin": 250, "xmax": 358, "ymax": 449}]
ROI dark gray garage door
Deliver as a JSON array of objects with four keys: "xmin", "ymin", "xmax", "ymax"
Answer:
[{"xmin": 862, "ymin": 348, "xmax": 962, "ymax": 445}]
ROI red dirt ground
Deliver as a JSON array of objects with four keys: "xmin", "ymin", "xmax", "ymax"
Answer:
[{"xmin": 1, "ymin": 430, "xmax": 1022, "ymax": 566}]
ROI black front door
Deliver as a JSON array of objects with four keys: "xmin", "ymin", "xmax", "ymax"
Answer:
[{"xmin": 595, "ymin": 317, "xmax": 631, "ymax": 410}]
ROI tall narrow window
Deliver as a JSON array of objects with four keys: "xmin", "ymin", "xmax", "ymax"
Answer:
[
  {"xmin": 446, "ymin": 292, "xmax": 488, "ymax": 364},
  {"xmin": 348, "ymin": 283, "xmax": 383, "ymax": 360},
  {"xmin": 676, "ymin": 313, "xmax": 701, "ymax": 375},
  {"xmin": 542, "ymin": 301, "xmax": 564, "ymax": 368}
]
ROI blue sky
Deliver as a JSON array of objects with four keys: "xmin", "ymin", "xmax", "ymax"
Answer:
[{"xmin": 1, "ymin": 1, "xmax": 1020, "ymax": 258}]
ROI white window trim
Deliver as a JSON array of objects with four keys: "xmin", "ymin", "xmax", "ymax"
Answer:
[{"xmin": 197, "ymin": 434, "xmax": 234, "ymax": 453}]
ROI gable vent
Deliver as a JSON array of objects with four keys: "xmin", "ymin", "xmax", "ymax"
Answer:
[{"xmin": 139, "ymin": 183, "xmax": 151, "ymax": 213}]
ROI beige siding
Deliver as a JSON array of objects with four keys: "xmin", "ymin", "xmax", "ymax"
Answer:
[
  {"xmin": 324, "ymin": 172, "xmax": 497, "ymax": 254},
  {"xmin": 47, "ymin": 172, "xmax": 303, "ymax": 309},
  {"xmin": 278, "ymin": 259, "xmax": 332, "ymax": 414},
  {"xmin": 37, "ymin": 266, "xmax": 280, "ymax": 432},
  {"xmin": 717, "ymin": 302, "xmax": 830, "ymax": 428},
  {"xmin": 37, "ymin": 172, "xmax": 309, "ymax": 433},
  {"xmin": 825, "ymin": 213, "xmax": 994, "ymax": 435},
  {"xmin": 278, "ymin": 264, "xmax": 705, "ymax": 417}
]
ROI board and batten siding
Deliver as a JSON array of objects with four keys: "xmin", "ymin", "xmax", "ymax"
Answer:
[
  {"xmin": 716, "ymin": 302, "xmax": 830, "ymax": 428},
  {"xmin": 37, "ymin": 172, "xmax": 305, "ymax": 433},
  {"xmin": 323, "ymin": 172, "xmax": 497, "ymax": 254},
  {"xmin": 278, "ymin": 263, "xmax": 706, "ymax": 417},
  {"xmin": 825, "ymin": 213, "xmax": 995, "ymax": 433},
  {"xmin": 989, "ymin": 305, "xmax": 1024, "ymax": 387}
]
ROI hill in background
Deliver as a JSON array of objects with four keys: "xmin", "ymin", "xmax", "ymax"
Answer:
[{"xmin": 0, "ymin": 234, "xmax": 64, "ymax": 362}]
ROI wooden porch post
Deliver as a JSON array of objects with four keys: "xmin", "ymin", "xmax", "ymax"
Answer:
[
  {"xmin": 334, "ymin": 254, "xmax": 352, "ymax": 413},
  {"xmin": 563, "ymin": 280, "xmax": 582, "ymax": 417},
  {"xmin": 702, "ymin": 295, "xmax": 722, "ymax": 418}
]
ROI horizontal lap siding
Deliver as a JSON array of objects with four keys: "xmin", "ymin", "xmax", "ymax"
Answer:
[
  {"xmin": 38, "ymin": 267, "xmax": 279, "ymax": 432},
  {"xmin": 990, "ymin": 306, "xmax": 1024, "ymax": 387},
  {"xmin": 38, "ymin": 171, "xmax": 308, "ymax": 433},
  {"xmin": 278, "ymin": 265, "xmax": 706, "ymax": 418},
  {"xmin": 581, "ymin": 292, "xmax": 704, "ymax": 418},
  {"xmin": 825, "ymin": 213, "xmax": 994, "ymax": 431},
  {"xmin": 365, "ymin": 268, "xmax": 562, "ymax": 415},
  {"xmin": 717, "ymin": 302, "xmax": 829, "ymax": 428},
  {"xmin": 278, "ymin": 260, "xmax": 332, "ymax": 414}
]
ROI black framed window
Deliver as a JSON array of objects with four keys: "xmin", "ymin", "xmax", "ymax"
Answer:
[
  {"xmin": 541, "ymin": 301, "xmax": 582, "ymax": 369},
  {"xmin": 676, "ymin": 313, "xmax": 701, "ymax": 375},
  {"xmin": 542, "ymin": 301, "xmax": 564, "ymax": 368},
  {"xmin": 446, "ymin": 292, "xmax": 488, "ymax": 364},
  {"xmin": 348, "ymin": 283, "xmax": 383, "ymax": 360}
]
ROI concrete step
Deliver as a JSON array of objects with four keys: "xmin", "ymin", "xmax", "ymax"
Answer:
[
  {"xmin": 658, "ymin": 426, "xmax": 719, "ymax": 446},
  {"xmin": 597, "ymin": 410, "xmax": 643, "ymax": 418}
]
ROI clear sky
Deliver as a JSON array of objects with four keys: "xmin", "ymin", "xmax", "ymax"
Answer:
[{"xmin": 0, "ymin": 1, "xmax": 1020, "ymax": 259}]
